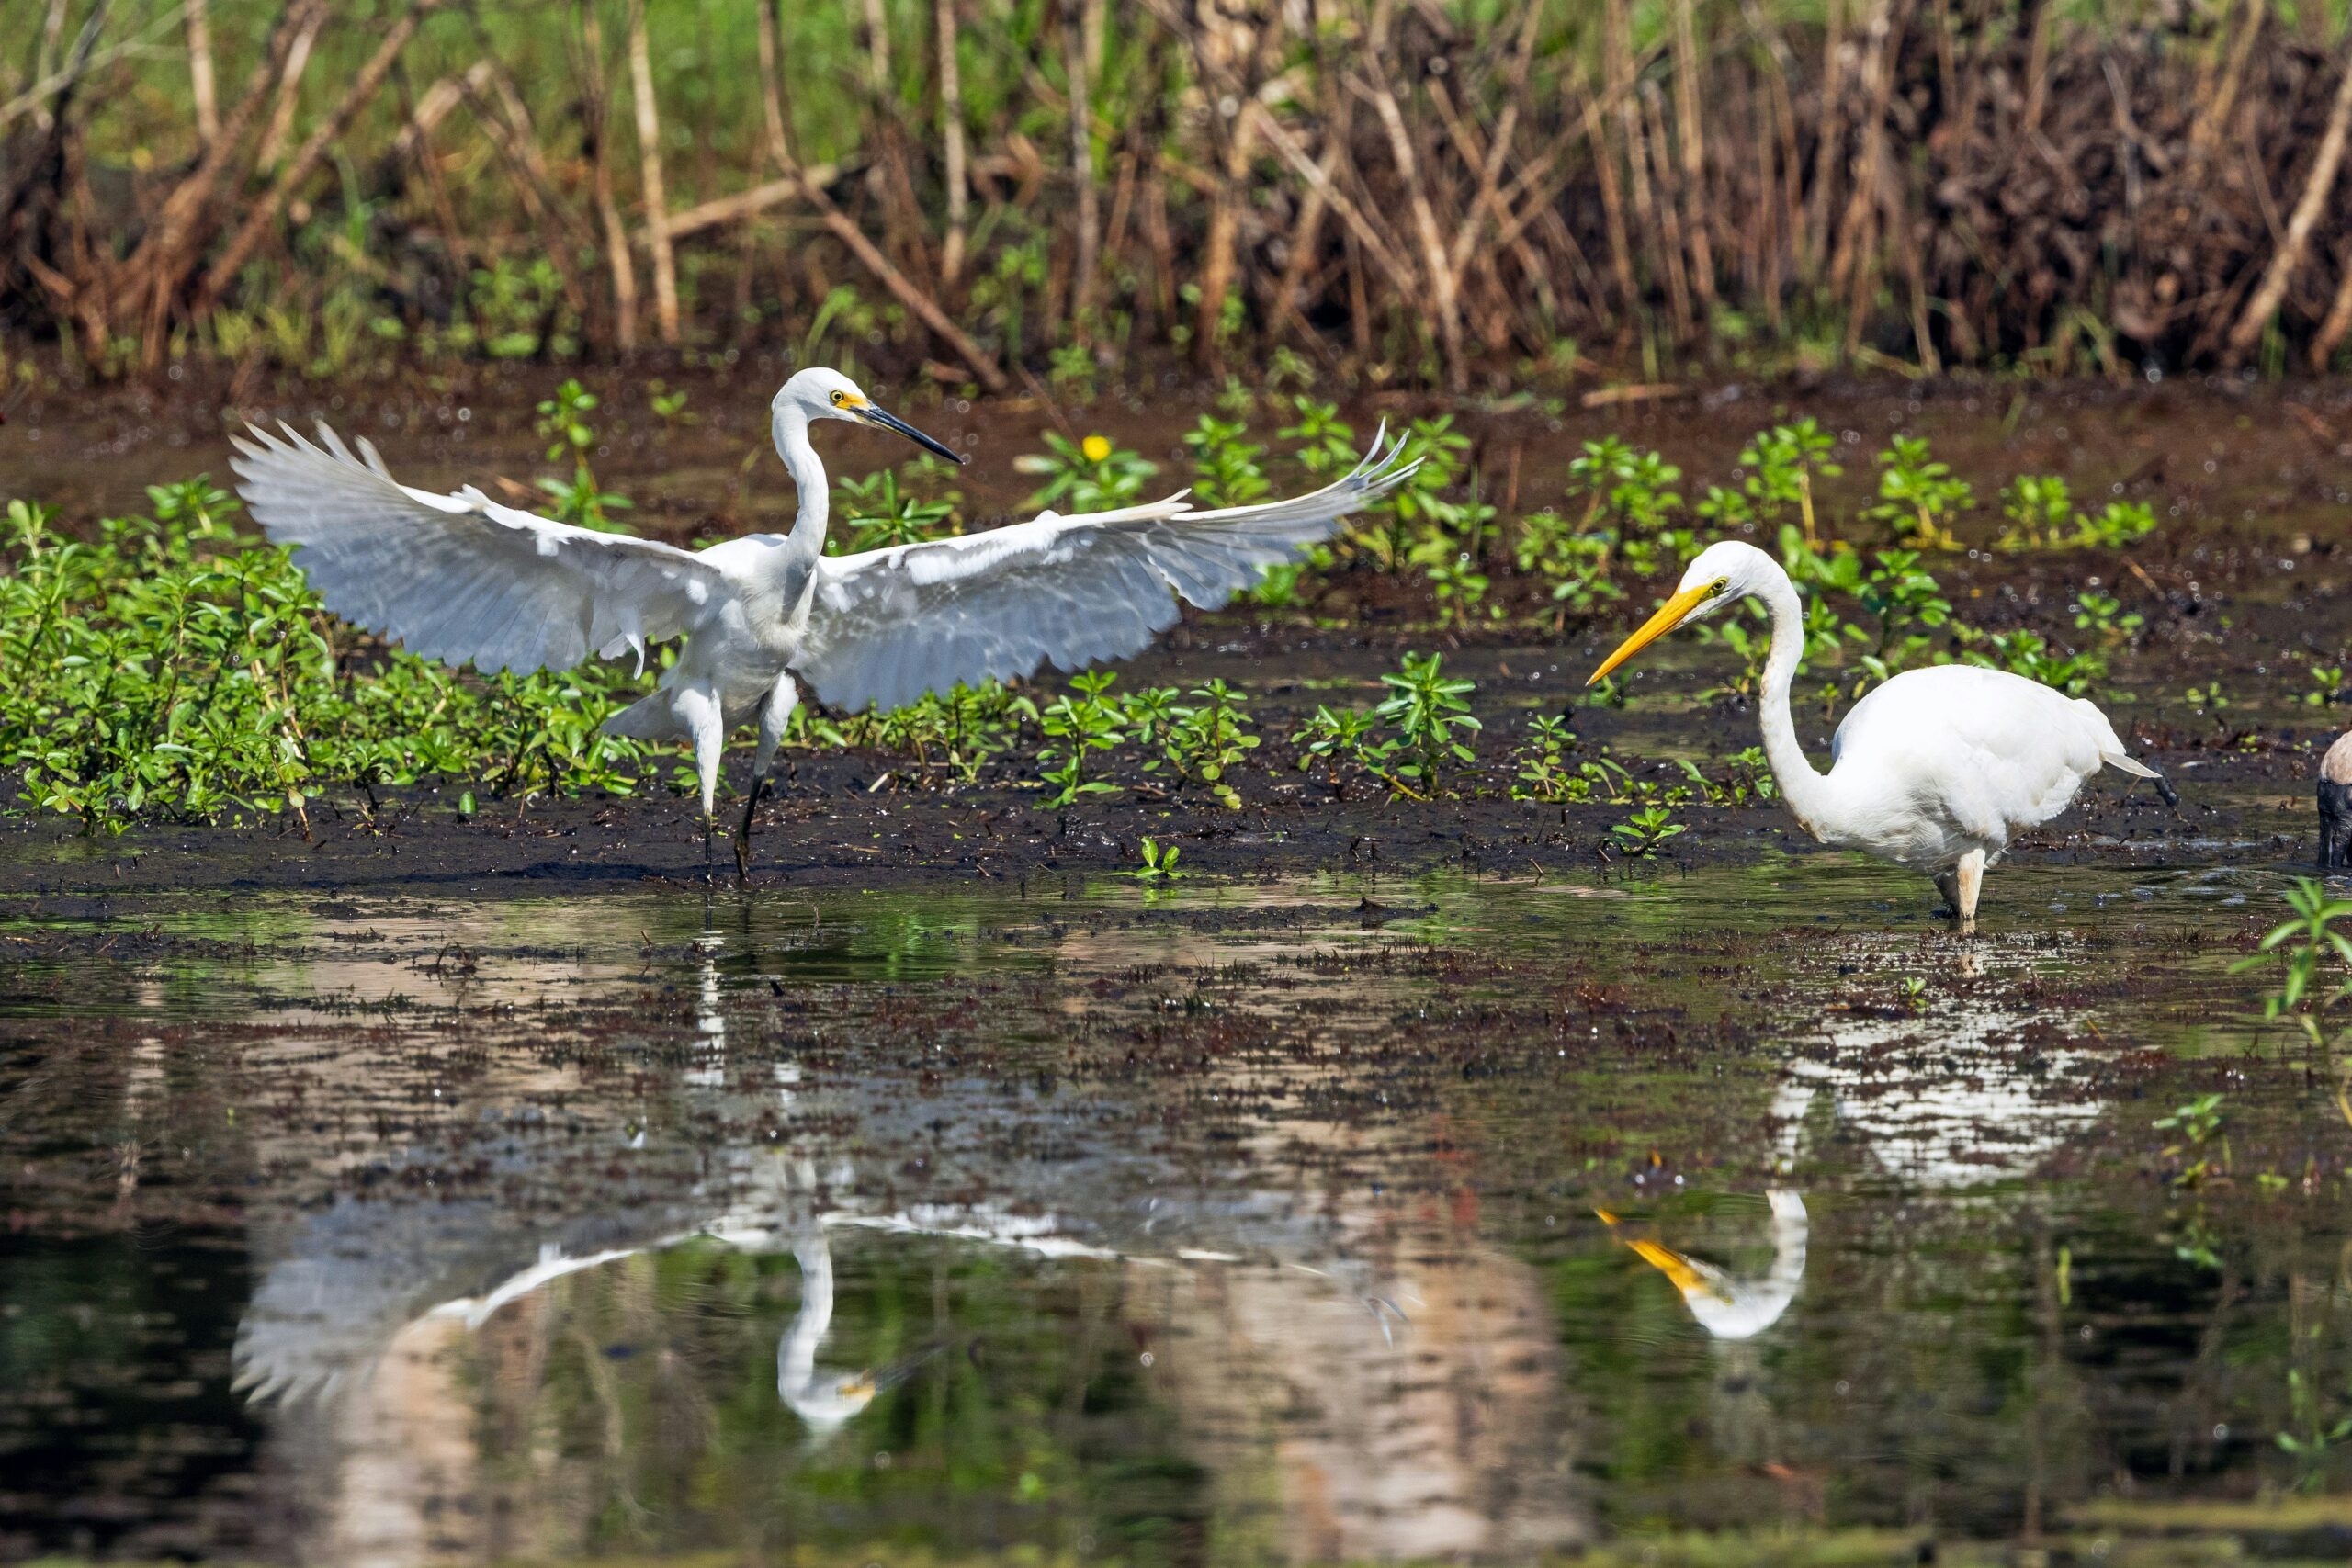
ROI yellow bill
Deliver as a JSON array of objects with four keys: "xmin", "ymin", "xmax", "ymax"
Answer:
[
  {"xmin": 1586, "ymin": 582, "xmax": 1713, "ymax": 685},
  {"xmin": 1626, "ymin": 1238, "xmax": 1730, "ymax": 1303}
]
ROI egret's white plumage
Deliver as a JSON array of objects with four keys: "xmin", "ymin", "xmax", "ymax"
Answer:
[
  {"xmin": 234, "ymin": 367, "xmax": 1415, "ymax": 874},
  {"xmin": 1588, "ymin": 539, "xmax": 2166, "ymax": 928}
]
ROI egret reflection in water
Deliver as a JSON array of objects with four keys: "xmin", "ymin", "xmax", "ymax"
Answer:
[{"xmin": 226, "ymin": 928, "xmax": 1587, "ymax": 1563}]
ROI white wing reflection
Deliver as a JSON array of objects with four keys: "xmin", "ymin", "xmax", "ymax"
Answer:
[{"xmin": 231, "ymin": 942, "xmax": 1586, "ymax": 1562}]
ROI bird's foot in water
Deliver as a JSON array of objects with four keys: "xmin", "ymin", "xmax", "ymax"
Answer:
[{"xmin": 734, "ymin": 832, "xmax": 752, "ymax": 883}]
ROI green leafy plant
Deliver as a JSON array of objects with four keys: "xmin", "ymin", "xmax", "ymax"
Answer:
[
  {"xmin": 1126, "ymin": 836, "xmax": 1184, "ymax": 881},
  {"xmin": 1375, "ymin": 652, "xmax": 1480, "ymax": 796},
  {"xmin": 2279, "ymin": 1368, "xmax": 2352, "ymax": 1491},
  {"xmin": 2078, "ymin": 499, "xmax": 2158, "ymax": 548},
  {"xmin": 1511, "ymin": 714, "xmax": 1578, "ymax": 802},
  {"xmin": 1962, "ymin": 628, "xmax": 2104, "ymax": 696},
  {"xmin": 1149, "ymin": 679, "xmax": 1258, "ymax": 808},
  {"xmin": 2071, "ymin": 591, "xmax": 2145, "ymax": 644},
  {"xmin": 1047, "ymin": 341, "xmax": 1100, "ymax": 404},
  {"xmin": 1513, "ymin": 510, "xmax": 1624, "ymax": 624},
  {"xmin": 1279, "ymin": 397, "xmax": 1357, "ymax": 476},
  {"xmin": 1184, "ymin": 414, "xmax": 1271, "ymax": 508},
  {"xmin": 1998, "ymin": 474, "xmax": 2074, "ymax": 550},
  {"xmin": 1017, "ymin": 432, "xmax": 1159, "ymax": 512},
  {"xmin": 1736, "ymin": 420, "xmax": 1842, "ymax": 548},
  {"xmin": 1867, "ymin": 435, "xmax": 1973, "ymax": 548},
  {"xmin": 836, "ymin": 467, "xmax": 960, "ymax": 551},
  {"xmin": 1293, "ymin": 705, "xmax": 1400, "ymax": 795},
  {"xmin": 0, "ymin": 491, "xmax": 652, "ymax": 832},
  {"xmin": 2233, "ymin": 878, "xmax": 2352, "ymax": 1048},
  {"xmin": 1035, "ymin": 671, "xmax": 1126, "ymax": 807},
  {"xmin": 1363, "ymin": 416, "xmax": 1473, "ymax": 569},
  {"xmin": 1610, "ymin": 805, "xmax": 1687, "ymax": 856},
  {"xmin": 536, "ymin": 379, "xmax": 630, "ymax": 531},
  {"xmin": 1421, "ymin": 551, "xmax": 1492, "ymax": 627}
]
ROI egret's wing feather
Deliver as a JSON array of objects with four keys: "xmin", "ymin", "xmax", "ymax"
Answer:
[
  {"xmin": 797, "ymin": 430, "xmax": 1416, "ymax": 712},
  {"xmin": 232, "ymin": 423, "xmax": 726, "ymax": 675},
  {"xmin": 1836, "ymin": 664, "xmax": 2113, "ymax": 838}
]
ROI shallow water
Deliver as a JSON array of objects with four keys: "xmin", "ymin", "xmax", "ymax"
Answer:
[{"xmin": 6, "ymin": 857, "xmax": 2352, "ymax": 1566}]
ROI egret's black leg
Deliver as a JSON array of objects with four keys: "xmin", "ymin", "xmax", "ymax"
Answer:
[
  {"xmin": 703, "ymin": 816, "xmax": 716, "ymax": 883},
  {"xmin": 743, "ymin": 674, "xmax": 800, "ymax": 887},
  {"xmin": 737, "ymin": 777, "xmax": 762, "ymax": 882}
]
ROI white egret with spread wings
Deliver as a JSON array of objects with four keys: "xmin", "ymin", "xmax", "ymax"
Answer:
[{"xmin": 234, "ymin": 368, "xmax": 1414, "ymax": 876}]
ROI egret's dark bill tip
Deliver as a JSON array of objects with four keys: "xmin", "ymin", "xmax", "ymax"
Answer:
[{"xmin": 867, "ymin": 404, "xmax": 967, "ymax": 465}]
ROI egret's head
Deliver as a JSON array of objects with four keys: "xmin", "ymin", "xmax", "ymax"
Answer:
[
  {"xmin": 783, "ymin": 1369, "xmax": 879, "ymax": 1434},
  {"xmin": 775, "ymin": 367, "xmax": 966, "ymax": 465},
  {"xmin": 1586, "ymin": 539, "xmax": 1770, "ymax": 685}
]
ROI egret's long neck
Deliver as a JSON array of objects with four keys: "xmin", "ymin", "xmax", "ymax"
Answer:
[
  {"xmin": 777, "ymin": 1231, "xmax": 834, "ymax": 1399},
  {"xmin": 774, "ymin": 407, "xmax": 828, "ymax": 556},
  {"xmin": 1756, "ymin": 566, "xmax": 1836, "ymax": 834}
]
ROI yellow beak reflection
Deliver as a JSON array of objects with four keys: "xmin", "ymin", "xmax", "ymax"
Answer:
[{"xmin": 1587, "ymin": 582, "xmax": 1713, "ymax": 685}]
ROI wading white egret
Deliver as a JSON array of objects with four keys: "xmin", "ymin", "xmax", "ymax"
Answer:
[
  {"xmin": 233, "ymin": 367, "xmax": 1415, "ymax": 876},
  {"xmin": 1587, "ymin": 539, "xmax": 2171, "ymax": 930}
]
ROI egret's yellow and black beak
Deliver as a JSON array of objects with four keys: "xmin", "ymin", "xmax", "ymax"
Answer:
[
  {"xmin": 1586, "ymin": 581, "xmax": 1715, "ymax": 685},
  {"xmin": 1595, "ymin": 1207, "xmax": 1725, "ymax": 1304},
  {"xmin": 855, "ymin": 400, "xmax": 967, "ymax": 466}
]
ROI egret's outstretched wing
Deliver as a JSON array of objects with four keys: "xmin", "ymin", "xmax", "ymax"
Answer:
[
  {"xmin": 232, "ymin": 423, "xmax": 727, "ymax": 675},
  {"xmin": 796, "ymin": 429, "xmax": 1416, "ymax": 711}
]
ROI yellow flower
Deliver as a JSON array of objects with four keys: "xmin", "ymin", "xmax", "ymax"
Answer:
[{"xmin": 1081, "ymin": 434, "xmax": 1113, "ymax": 463}]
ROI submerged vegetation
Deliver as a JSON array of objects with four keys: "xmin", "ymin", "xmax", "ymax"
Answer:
[
  {"xmin": 7, "ymin": 1, "xmax": 2352, "ymax": 391},
  {"xmin": 1, "ymin": 394, "xmax": 2179, "ymax": 835}
]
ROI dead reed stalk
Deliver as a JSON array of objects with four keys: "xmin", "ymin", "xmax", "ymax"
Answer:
[{"xmin": 8, "ymin": 0, "xmax": 2352, "ymax": 389}]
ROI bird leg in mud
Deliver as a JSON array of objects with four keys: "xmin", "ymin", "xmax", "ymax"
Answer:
[
  {"xmin": 1952, "ymin": 849, "xmax": 1984, "ymax": 934},
  {"xmin": 737, "ymin": 674, "xmax": 801, "ymax": 885},
  {"xmin": 736, "ymin": 782, "xmax": 761, "ymax": 880}
]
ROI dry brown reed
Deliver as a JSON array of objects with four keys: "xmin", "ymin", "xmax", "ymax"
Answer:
[{"xmin": 6, "ymin": 1, "xmax": 2352, "ymax": 387}]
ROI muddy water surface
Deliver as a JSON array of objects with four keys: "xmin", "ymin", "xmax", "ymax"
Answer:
[{"xmin": 5, "ymin": 857, "xmax": 2352, "ymax": 1566}]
